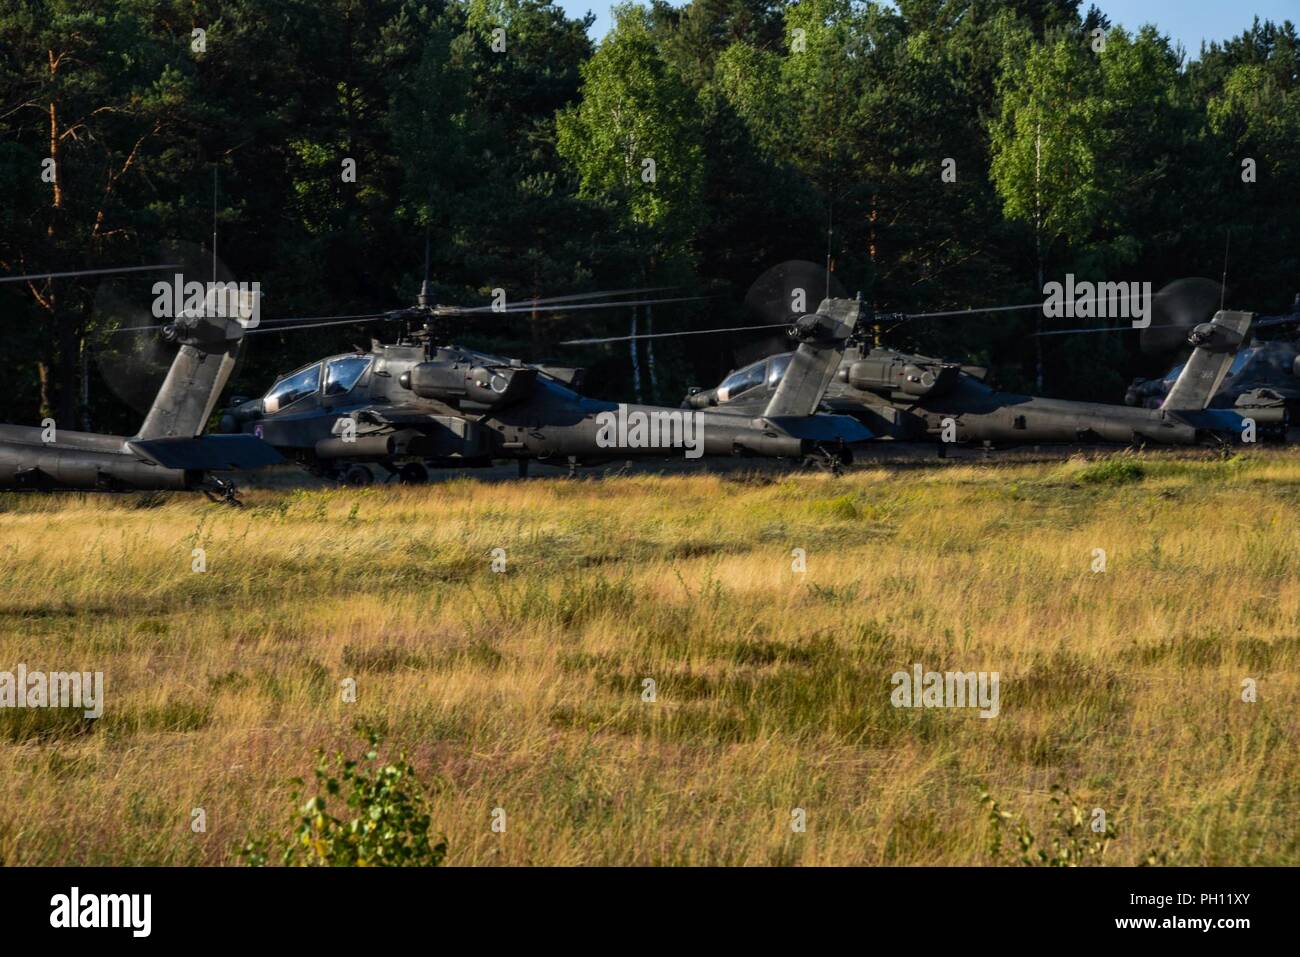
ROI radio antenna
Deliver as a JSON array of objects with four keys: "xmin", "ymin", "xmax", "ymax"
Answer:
[
  {"xmin": 824, "ymin": 201, "xmax": 833, "ymax": 300},
  {"xmin": 418, "ymin": 229, "xmax": 432, "ymax": 308},
  {"xmin": 1220, "ymin": 229, "xmax": 1230, "ymax": 313},
  {"xmin": 211, "ymin": 165, "xmax": 218, "ymax": 284}
]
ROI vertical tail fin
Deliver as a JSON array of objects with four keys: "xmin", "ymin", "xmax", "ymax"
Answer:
[
  {"xmin": 762, "ymin": 298, "xmax": 860, "ymax": 417},
  {"xmin": 1162, "ymin": 310, "xmax": 1253, "ymax": 412},
  {"xmin": 133, "ymin": 286, "xmax": 256, "ymax": 440}
]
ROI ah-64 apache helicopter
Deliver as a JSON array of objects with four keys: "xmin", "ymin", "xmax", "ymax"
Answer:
[
  {"xmin": 1123, "ymin": 291, "xmax": 1300, "ymax": 426},
  {"xmin": 217, "ymin": 283, "xmax": 874, "ymax": 484},
  {"xmin": 643, "ymin": 267, "xmax": 1284, "ymax": 448},
  {"xmin": 0, "ymin": 264, "xmax": 282, "ymax": 499}
]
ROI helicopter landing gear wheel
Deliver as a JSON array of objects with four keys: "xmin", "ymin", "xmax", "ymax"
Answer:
[
  {"xmin": 516, "ymin": 459, "xmax": 530, "ymax": 479},
  {"xmin": 804, "ymin": 444, "xmax": 850, "ymax": 476},
  {"xmin": 399, "ymin": 462, "xmax": 428, "ymax": 485},
  {"xmin": 342, "ymin": 464, "xmax": 374, "ymax": 487},
  {"xmin": 203, "ymin": 478, "xmax": 244, "ymax": 507}
]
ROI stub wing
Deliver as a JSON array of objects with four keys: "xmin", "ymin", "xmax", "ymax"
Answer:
[
  {"xmin": 129, "ymin": 434, "xmax": 284, "ymax": 470},
  {"xmin": 763, "ymin": 414, "xmax": 873, "ymax": 444}
]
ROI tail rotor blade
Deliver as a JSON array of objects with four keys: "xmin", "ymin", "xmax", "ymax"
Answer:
[
  {"xmin": 90, "ymin": 243, "xmax": 227, "ymax": 419},
  {"xmin": 1140, "ymin": 278, "xmax": 1225, "ymax": 354},
  {"xmin": 744, "ymin": 260, "xmax": 847, "ymax": 328}
]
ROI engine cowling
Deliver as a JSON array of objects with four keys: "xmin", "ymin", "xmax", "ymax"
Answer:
[
  {"xmin": 845, "ymin": 356, "xmax": 957, "ymax": 398},
  {"xmin": 399, "ymin": 362, "xmax": 536, "ymax": 409}
]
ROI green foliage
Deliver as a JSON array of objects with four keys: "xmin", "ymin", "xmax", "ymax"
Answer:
[
  {"xmin": 980, "ymin": 784, "xmax": 1116, "ymax": 866},
  {"xmin": 1074, "ymin": 457, "xmax": 1145, "ymax": 485},
  {"xmin": 242, "ymin": 725, "xmax": 446, "ymax": 867},
  {"xmin": 556, "ymin": 4, "xmax": 704, "ymax": 245},
  {"xmin": 2, "ymin": 1, "xmax": 1298, "ymax": 418},
  {"xmin": 991, "ymin": 34, "xmax": 1103, "ymax": 254}
]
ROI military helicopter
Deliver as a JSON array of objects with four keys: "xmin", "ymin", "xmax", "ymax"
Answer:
[
  {"xmin": 216, "ymin": 284, "xmax": 873, "ymax": 484},
  {"xmin": 1125, "ymin": 294, "xmax": 1300, "ymax": 423},
  {"xmin": 655, "ymin": 268, "xmax": 1284, "ymax": 448},
  {"xmin": 0, "ymin": 266, "xmax": 282, "ymax": 498}
]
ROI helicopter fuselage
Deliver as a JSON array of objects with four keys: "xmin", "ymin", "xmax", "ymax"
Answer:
[
  {"xmin": 689, "ymin": 342, "xmax": 1286, "ymax": 448},
  {"xmin": 221, "ymin": 339, "xmax": 872, "ymax": 481}
]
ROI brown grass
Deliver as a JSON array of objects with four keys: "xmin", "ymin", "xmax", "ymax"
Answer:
[{"xmin": 0, "ymin": 450, "xmax": 1296, "ymax": 865}]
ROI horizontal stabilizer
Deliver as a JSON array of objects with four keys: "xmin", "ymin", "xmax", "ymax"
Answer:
[{"xmin": 129, "ymin": 435, "xmax": 283, "ymax": 470}]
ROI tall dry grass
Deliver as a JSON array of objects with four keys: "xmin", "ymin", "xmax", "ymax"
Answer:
[{"xmin": 0, "ymin": 451, "xmax": 1295, "ymax": 864}]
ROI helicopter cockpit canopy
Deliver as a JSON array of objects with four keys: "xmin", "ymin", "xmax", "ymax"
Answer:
[
  {"xmin": 324, "ymin": 354, "xmax": 372, "ymax": 395},
  {"xmin": 716, "ymin": 353, "xmax": 793, "ymax": 402},
  {"xmin": 263, "ymin": 361, "xmax": 321, "ymax": 413},
  {"xmin": 263, "ymin": 354, "xmax": 373, "ymax": 413}
]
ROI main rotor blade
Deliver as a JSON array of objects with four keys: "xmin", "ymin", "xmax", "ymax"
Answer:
[
  {"xmin": 1033, "ymin": 322, "xmax": 1185, "ymax": 337},
  {"xmin": 452, "ymin": 287, "xmax": 675, "ymax": 311},
  {"xmin": 902, "ymin": 288, "xmax": 1195, "ymax": 322},
  {"xmin": 106, "ymin": 310, "xmax": 396, "ymax": 335},
  {"xmin": 561, "ymin": 321, "xmax": 791, "ymax": 346},
  {"xmin": 245, "ymin": 315, "xmax": 402, "ymax": 334},
  {"xmin": 0, "ymin": 263, "xmax": 180, "ymax": 284},
  {"xmin": 443, "ymin": 294, "xmax": 709, "ymax": 316},
  {"xmin": 257, "ymin": 311, "xmax": 394, "ymax": 327},
  {"xmin": 904, "ymin": 302, "xmax": 1048, "ymax": 319}
]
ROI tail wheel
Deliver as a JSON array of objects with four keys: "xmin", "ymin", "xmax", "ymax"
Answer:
[
  {"xmin": 342, "ymin": 464, "xmax": 374, "ymax": 487},
  {"xmin": 399, "ymin": 462, "xmax": 429, "ymax": 485}
]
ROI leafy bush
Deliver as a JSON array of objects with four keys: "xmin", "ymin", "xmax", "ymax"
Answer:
[
  {"xmin": 980, "ymin": 784, "xmax": 1115, "ymax": 866},
  {"xmin": 242, "ymin": 725, "xmax": 446, "ymax": 867}
]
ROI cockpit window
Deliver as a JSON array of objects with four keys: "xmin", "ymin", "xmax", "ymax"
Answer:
[
  {"xmin": 766, "ymin": 353, "xmax": 793, "ymax": 387},
  {"xmin": 264, "ymin": 363, "xmax": 321, "ymax": 413},
  {"xmin": 324, "ymin": 355, "xmax": 372, "ymax": 396},
  {"xmin": 719, "ymin": 360, "xmax": 766, "ymax": 399}
]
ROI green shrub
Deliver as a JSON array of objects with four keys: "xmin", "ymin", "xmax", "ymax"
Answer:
[
  {"xmin": 1075, "ymin": 458, "xmax": 1145, "ymax": 485},
  {"xmin": 980, "ymin": 784, "xmax": 1115, "ymax": 866},
  {"xmin": 242, "ymin": 725, "xmax": 446, "ymax": 867}
]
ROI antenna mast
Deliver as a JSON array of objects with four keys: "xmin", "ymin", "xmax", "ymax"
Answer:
[
  {"xmin": 825, "ymin": 201, "xmax": 833, "ymax": 301},
  {"xmin": 418, "ymin": 230, "xmax": 432, "ymax": 309},
  {"xmin": 211, "ymin": 165, "xmax": 218, "ymax": 284},
  {"xmin": 1220, "ymin": 229, "xmax": 1231, "ymax": 313}
]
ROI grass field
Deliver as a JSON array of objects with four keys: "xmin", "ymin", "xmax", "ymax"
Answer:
[{"xmin": 0, "ymin": 450, "xmax": 1297, "ymax": 865}]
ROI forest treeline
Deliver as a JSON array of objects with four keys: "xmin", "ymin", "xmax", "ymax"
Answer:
[{"xmin": 1, "ymin": 0, "xmax": 1297, "ymax": 431}]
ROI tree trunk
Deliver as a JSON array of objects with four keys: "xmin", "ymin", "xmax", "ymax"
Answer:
[
  {"xmin": 46, "ymin": 52, "xmax": 67, "ymax": 423},
  {"xmin": 1034, "ymin": 123, "xmax": 1044, "ymax": 393},
  {"xmin": 629, "ymin": 306, "xmax": 642, "ymax": 403},
  {"xmin": 56, "ymin": 311, "xmax": 79, "ymax": 427},
  {"xmin": 38, "ymin": 357, "xmax": 53, "ymax": 421},
  {"xmin": 645, "ymin": 304, "xmax": 658, "ymax": 401},
  {"xmin": 79, "ymin": 324, "xmax": 91, "ymax": 431}
]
